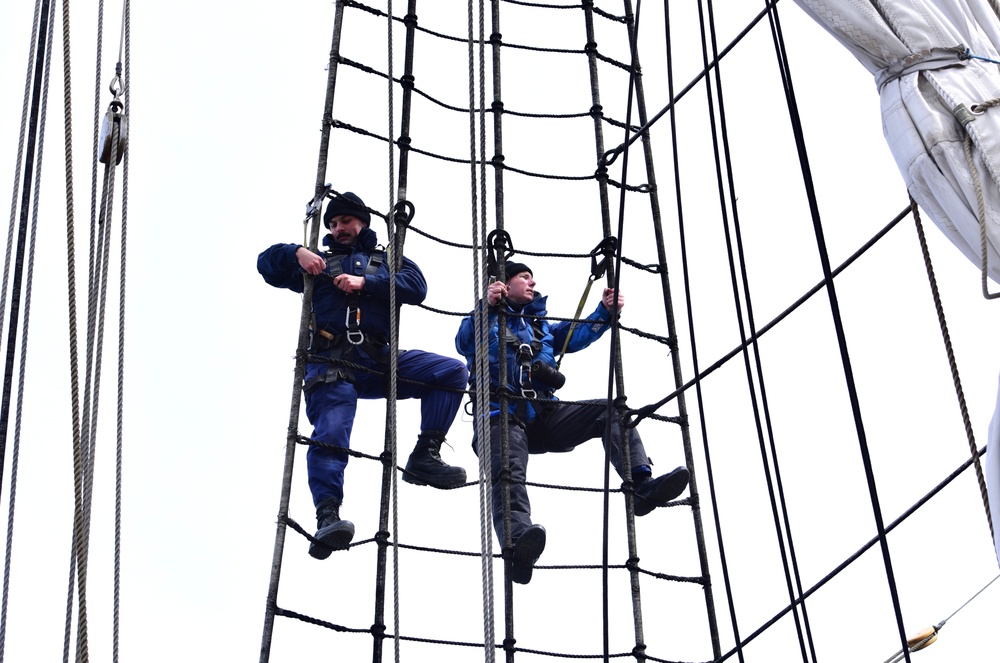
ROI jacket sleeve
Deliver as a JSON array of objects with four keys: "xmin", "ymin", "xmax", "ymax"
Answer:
[
  {"xmin": 549, "ymin": 301, "xmax": 612, "ymax": 354},
  {"xmin": 362, "ymin": 255, "xmax": 427, "ymax": 305},
  {"xmin": 455, "ymin": 304, "xmax": 499, "ymax": 358},
  {"xmin": 257, "ymin": 243, "xmax": 305, "ymax": 293}
]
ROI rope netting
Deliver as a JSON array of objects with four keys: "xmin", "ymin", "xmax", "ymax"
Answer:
[
  {"xmin": 249, "ymin": 1, "xmax": 997, "ymax": 662},
  {"xmin": 2, "ymin": 0, "xmax": 998, "ymax": 662}
]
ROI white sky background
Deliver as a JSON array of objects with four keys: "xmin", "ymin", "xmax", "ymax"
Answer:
[{"xmin": 2, "ymin": 0, "xmax": 1000, "ymax": 661}]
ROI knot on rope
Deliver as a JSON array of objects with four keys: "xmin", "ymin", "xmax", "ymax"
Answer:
[
  {"xmin": 490, "ymin": 32, "xmax": 503, "ymax": 46},
  {"xmin": 631, "ymin": 643, "xmax": 647, "ymax": 657},
  {"xmin": 402, "ymin": 12, "xmax": 417, "ymax": 28},
  {"xmin": 491, "ymin": 154, "xmax": 506, "ymax": 170},
  {"xmin": 400, "ymin": 74, "xmax": 415, "ymax": 90},
  {"xmin": 584, "ymin": 41, "xmax": 598, "ymax": 54},
  {"xmin": 374, "ymin": 530, "xmax": 391, "ymax": 547},
  {"xmin": 369, "ymin": 623, "xmax": 387, "ymax": 640},
  {"xmin": 502, "ymin": 637, "xmax": 517, "ymax": 652},
  {"xmin": 613, "ymin": 394, "xmax": 628, "ymax": 409},
  {"xmin": 625, "ymin": 556, "xmax": 640, "ymax": 572},
  {"xmin": 395, "ymin": 136, "xmax": 412, "ymax": 152},
  {"xmin": 491, "ymin": 100, "xmax": 504, "ymax": 114},
  {"xmin": 378, "ymin": 450, "xmax": 394, "ymax": 467},
  {"xmin": 635, "ymin": 183, "xmax": 653, "ymax": 193},
  {"xmin": 393, "ymin": 200, "xmax": 415, "ymax": 228},
  {"xmin": 594, "ymin": 165, "xmax": 609, "ymax": 183},
  {"xmin": 589, "ymin": 103, "xmax": 604, "ymax": 119}
]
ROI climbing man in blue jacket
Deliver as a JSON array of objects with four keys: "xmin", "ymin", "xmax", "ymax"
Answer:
[
  {"xmin": 455, "ymin": 261, "xmax": 689, "ymax": 584},
  {"xmin": 259, "ymin": 192, "xmax": 469, "ymax": 559}
]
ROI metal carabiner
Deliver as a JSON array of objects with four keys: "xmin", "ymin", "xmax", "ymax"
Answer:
[
  {"xmin": 590, "ymin": 236, "xmax": 618, "ymax": 281},
  {"xmin": 516, "ymin": 343, "xmax": 535, "ymax": 398},
  {"xmin": 345, "ymin": 307, "xmax": 364, "ymax": 345}
]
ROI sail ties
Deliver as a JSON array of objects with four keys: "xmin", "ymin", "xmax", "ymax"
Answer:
[{"xmin": 875, "ymin": 45, "xmax": 968, "ymax": 92}]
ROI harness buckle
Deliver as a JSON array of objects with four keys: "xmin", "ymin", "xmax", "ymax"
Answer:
[
  {"xmin": 516, "ymin": 343, "xmax": 535, "ymax": 397},
  {"xmin": 345, "ymin": 306, "xmax": 364, "ymax": 345}
]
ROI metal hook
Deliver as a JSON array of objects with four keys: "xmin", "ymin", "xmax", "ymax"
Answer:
[
  {"xmin": 487, "ymin": 229, "xmax": 515, "ymax": 279},
  {"xmin": 589, "ymin": 236, "xmax": 618, "ymax": 281}
]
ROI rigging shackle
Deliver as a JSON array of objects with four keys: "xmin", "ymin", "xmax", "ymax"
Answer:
[
  {"xmin": 108, "ymin": 62, "xmax": 126, "ymax": 99},
  {"xmin": 98, "ymin": 99, "xmax": 128, "ymax": 165},
  {"xmin": 589, "ymin": 236, "xmax": 618, "ymax": 282},
  {"xmin": 486, "ymin": 229, "xmax": 515, "ymax": 280}
]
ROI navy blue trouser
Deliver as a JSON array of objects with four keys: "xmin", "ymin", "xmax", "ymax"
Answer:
[
  {"xmin": 305, "ymin": 349, "xmax": 468, "ymax": 507},
  {"xmin": 481, "ymin": 399, "xmax": 649, "ymax": 544}
]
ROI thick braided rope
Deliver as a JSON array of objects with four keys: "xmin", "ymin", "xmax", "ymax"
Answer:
[
  {"xmin": 384, "ymin": 3, "xmax": 402, "ymax": 661},
  {"xmin": 911, "ymin": 198, "xmax": 994, "ymax": 543},
  {"xmin": 56, "ymin": 0, "xmax": 86, "ymax": 659},
  {"xmin": 66, "ymin": 0, "xmax": 112, "ymax": 656},
  {"xmin": 1, "ymin": 2, "xmax": 45, "ymax": 657},
  {"xmin": 958, "ymin": 100, "xmax": 1000, "ymax": 300},
  {"xmin": 4, "ymin": 7, "xmax": 56, "ymax": 661},
  {"xmin": 467, "ymin": 0, "xmax": 497, "ymax": 660},
  {"xmin": 113, "ymin": 3, "xmax": 130, "ymax": 660}
]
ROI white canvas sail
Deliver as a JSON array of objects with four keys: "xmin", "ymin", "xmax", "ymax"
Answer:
[{"xmin": 794, "ymin": 0, "xmax": 1000, "ymax": 565}]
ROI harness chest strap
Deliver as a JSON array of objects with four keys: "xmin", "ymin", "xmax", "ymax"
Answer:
[
  {"xmin": 320, "ymin": 248, "xmax": 386, "ymax": 345},
  {"xmin": 502, "ymin": 316, "xmax": 546, "ymax": 399}
]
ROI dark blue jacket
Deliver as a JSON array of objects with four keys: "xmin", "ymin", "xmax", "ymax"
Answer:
[
  {"xmin": 257, "ymin": 226, "xmax": 426, "ymax": 339},
  {"xmin": 455, "ymin": 292, "xmax": 611, "ymax": 421}
]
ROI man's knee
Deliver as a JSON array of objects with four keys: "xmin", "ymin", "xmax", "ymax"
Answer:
[{"xmin": 440, "ymin": 356, "xmax": 469, "ymax": 388}]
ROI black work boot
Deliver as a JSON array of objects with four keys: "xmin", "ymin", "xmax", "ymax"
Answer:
[
  {"xmin": 634, "ymin": 466, "xmax": 690, "ymax": 517},
  {"xmin": 309, "ymin": 497, "xmax": 355, "ymax": 560},
  {"xmin": 510, "ymin": 524, "xmax": 546, "ymax": 585},
  {"xmin": 402, "ymin": 431, "xmax": 468, "ymax": 489}
]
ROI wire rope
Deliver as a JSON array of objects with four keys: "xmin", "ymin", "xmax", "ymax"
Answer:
[
  {"xmin": 465, "ymin": 0, "xmax": 497, "ymax": 659},
  {"xmin": 1, "ymin": 2, "xmax": 55, "ymax": 661}
]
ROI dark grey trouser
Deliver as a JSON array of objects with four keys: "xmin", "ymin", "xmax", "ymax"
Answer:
[{"xmin": 481, "ymin": 399, "xmax": 648, "ymax": 545}]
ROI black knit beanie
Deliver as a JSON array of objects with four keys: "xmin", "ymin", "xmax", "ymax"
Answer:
[
  {"xmin": 503, "ymin": 261, "xmax": 532, "ymax": 280},
  {"xmin": 323, "ymin": 191, "xmax": 371, "ymax": 227}
]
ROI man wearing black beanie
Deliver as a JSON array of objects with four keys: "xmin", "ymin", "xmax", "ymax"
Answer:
[
  {"xmin": 455, "ymin": 260, "xmax": 690, "ymax": 584},
  {"xmin": 259, "ymin": 191, "xmax": 469, "ymax": 559}
]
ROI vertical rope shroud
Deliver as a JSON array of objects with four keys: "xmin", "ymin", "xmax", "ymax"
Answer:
[
  {"xmin": 0, "ymin": 2, "xmax": 50, "ymax": 659},
  {"xmin": 258, "ymin": 3, "xmax": 348, "ymax": 662}
]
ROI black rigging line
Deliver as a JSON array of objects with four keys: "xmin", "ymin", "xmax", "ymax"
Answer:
[
  {"xmin": 701, "ymin": 0, "xmax": 816, "ymax": 658},
  {"xmin": 769, "ymin": 3, "xmax": 914, "ymax": 662},
  {"xmin": 0, "ymin": 0, "xmax": 52, "ymax": 510},
  {"xmin": 714, "ymin": 445, "xmax": 988, "ymax": 663}
]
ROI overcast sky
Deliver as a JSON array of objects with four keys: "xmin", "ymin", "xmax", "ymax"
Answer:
[{"xmin": 1, "ymin": 1, "xmax": 999, "ymax": 662}]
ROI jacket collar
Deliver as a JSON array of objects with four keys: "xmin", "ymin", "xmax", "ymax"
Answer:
[
  {"xmin": 510, "ymin": 292, "xmax": 547, "ymax": 317},
  {"xmin": 322, "ymin": 226, "xmax": 378, "ymax": 253}
]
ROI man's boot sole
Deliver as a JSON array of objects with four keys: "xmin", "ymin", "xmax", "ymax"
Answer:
[
  {"xmin": 401, "ymin": 468, "xmax": 468, "ymax": 489},
  {"xmin": 309, "ymin": 520, "xmax": 356, "ymax": 560},
  {"xmin": 511, "ymin": 525, "xmax": 546, "ymax": 585},
  {"xmin": 634, "ymin": 466, "xmax": 690, "ymax": 517}
]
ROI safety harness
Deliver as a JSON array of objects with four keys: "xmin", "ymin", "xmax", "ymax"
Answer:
[
  {"xmin": 304, "ymin": 248, "xmax": 390, "ymax": 391},
  {"xmin": 486, "ymin": 315, "xmax": 553, "ymax": 421}
]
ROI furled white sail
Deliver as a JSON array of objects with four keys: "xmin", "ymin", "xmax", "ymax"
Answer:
[{"xmin": 794, "ymin": 0, "xmax": 1000, "ymax": 565}]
